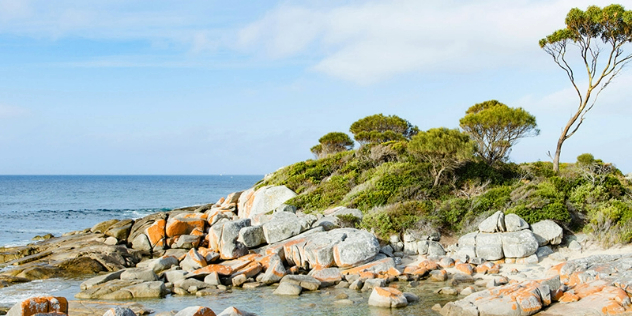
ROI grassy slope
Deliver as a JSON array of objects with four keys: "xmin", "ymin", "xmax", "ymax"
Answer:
[{"xmin": 258, "ymin": 141, "xmax": 632, "ymax": 243}]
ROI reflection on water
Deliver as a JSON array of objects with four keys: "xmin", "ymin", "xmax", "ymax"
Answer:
[{"xmin": 0, "ymin": 277, "xmax": 455, "ymax": 315}]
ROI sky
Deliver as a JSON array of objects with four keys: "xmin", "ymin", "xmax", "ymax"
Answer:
[{"xmin": 0, "ymin": 0, "xmax": 630, "ymax": 175}]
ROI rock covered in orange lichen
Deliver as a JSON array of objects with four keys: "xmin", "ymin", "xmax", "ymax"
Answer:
[
  {"xmin": 368, "ymin": 287, "xmax": 408, "ymax": 308},
  {"xmin": 6, "ymin": 296, "xmax": 68, "ymax": 316}
]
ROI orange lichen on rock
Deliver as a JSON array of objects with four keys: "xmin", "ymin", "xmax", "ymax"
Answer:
[
  {"xmin": 146, "ymin": 219, "xmax": 167, "ymax": 247},
  {"xmin": 192, "ymin": 264, "xmax": 233, "ymax": 276},
  {"xmin": 13, "ymin": 296, "xmax": 68, "ymax": 316},
  {"xmin": 559, "ymin": 292, "xmax": 580, "ymax": 303},
  {"xmin": 418, "ymin": 260, "xmax": 439, "ymax": 271},
  {"xmin": 387, "ymin": 267, "xmax": 401, "ymax": 277},
  {"xmin": 574, "ymin": 281, "xmax": 607, "ymax": 299},
  {"xmin": 232, "ymin": 262, "xmax": 262, "ymax": 279},
  {"xmin": 166, "ymin": 215, "xmax": 206, "ymax": 238},
  {"xmin": 359, "ymin": 271, "xmax": 376, "ymax": 279},
  {"xmin": 455, "ymin": 263, "xmax": 474, "ymax": 276}
]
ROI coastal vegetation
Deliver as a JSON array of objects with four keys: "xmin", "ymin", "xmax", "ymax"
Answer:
[{"xmin": 259, "ymin": 104, "xmax": 632, "ymax": 243}]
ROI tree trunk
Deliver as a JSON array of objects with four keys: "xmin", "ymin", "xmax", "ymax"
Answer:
[
  {"xmin": 433, "ymin": 167, "xmax": 446, "ymax": 187},
  {"xmin": 553, "ymin": 137, "xmax": 563, "ymax": 173}
]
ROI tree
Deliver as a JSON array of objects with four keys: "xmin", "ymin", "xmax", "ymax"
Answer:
[
  {"xmin": 408, "ymin": 128, "xmax": 474, "ymax": 187},
  {"xmin": 310, "ymin": 132, "xmax": 354, "ymax": 158},
  {"xmin": 349, "ymin": 114, "xmax": 419, "ymax": 145},
  {"xmin": 459, "ymin": 100, "xmax": 539, "ymax": 165},
  {"xmin": 539, "ymin": 4, "xmax": 632, "ymax": 173}
]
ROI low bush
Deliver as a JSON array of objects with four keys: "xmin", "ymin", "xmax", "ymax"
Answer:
[{"xmin": 360, "ymin": 201, "xmax": 432, "ymax": 239}]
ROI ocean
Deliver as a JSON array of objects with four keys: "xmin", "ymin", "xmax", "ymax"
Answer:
[
  {"xmin": 0, "ymin": 175, "xmax": 452, "ymax": 314},
  {"xmin": 0, "ymin": 175, "xmax": 262, "ymax": 247}
]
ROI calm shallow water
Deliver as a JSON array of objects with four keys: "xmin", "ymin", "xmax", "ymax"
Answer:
[
  {"xmin": 0, "ymin": 175, "xmax": 454, "ymax": 314},
  {"xmin": 0, "ymin": 175, "xmax": 261, "ymax": 246},
  {"xmin": 0, "ymin": 277, "xmax": 454, "ymax": 315}
]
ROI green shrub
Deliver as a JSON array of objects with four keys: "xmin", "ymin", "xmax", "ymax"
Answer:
[
  {"xmin": 569, "ymin": 183, "xmax": 608, "ymax": 207},
  {"xmin": 522, "ymin": 161, "xmax": 556, "ymax": 178},
  {"xmin": 286, "ymin": 173, "xmax": 355, "ymax": 212},
  {"xmin": 507, "ymin": 202, "xmax": 571, "ymax": 224},
  {"xmin": 360, "ymin": 201, "xmax": 430, "ymax": 239},
  {"xmin": 577, "ymin": 153, "xmax": 595, "ymax": 166}
]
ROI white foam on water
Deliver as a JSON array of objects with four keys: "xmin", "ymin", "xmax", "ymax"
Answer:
[{"xmin": 0, "ymin": 279, "xmax": 79, "ymax": 307}]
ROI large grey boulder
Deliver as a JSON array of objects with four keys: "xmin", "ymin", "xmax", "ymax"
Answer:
[
  {"xmin": 281, "ymin": 275, "xmax": 321, "ymax": 291},
  {"xmin": 478, "ymin": 211, "xmax": 505, "ymax": 233},
  {"xmin": 531, "ymin": 220, "xmax": 563, "ymax": 246},
  {"xmin": 457, "ymin": 232, "xmax": 478, "ymax": 259},
  {"xmin": 300, "ymin": 230, "xmax": 348, "ymax": 268},
  {"xmin": 428, "ymin": 241, "xmax": 446, "ymax": 256},
  {"xmin": 475, "ymin": 233, "xmax": 503, "ymax": 260},
  {"xmin": 238, "ymin": 185, "xmax": 297, "ymax": 219},
  {"xmin": 501, "ymin": 230, "xmax": 539, "ymax": 258},
  {"xmin": 121, "ymin": 281, "xmax": 167, "ymax": 298},
  {"xmin": 260, "ymin": 254, "xmax": 286, "ymax": 285},
  {"xmin": 105, "ymin": 219, "xmax": 134, "ymax": 240},
  {"xmin": 262, "ymin": 212, "xmax": 302, "ymax": 244},
  {"xmin": 120, "ymin": 267, "xmax": 158, "ymax": 282},
  {"xmin": 332, "ymin": 228, "xmax": 380, "ymax": 268},
  {"xmin": 180, "ymin": 249, "xmax": 207, "ymax": 272},
  {"xmin": 313, "ymin": 216, "xmax": 341, "ymax": 231},
  {"xmin": 137, "ymin": 255, "xmax": 179, "ymax": 273},
  {"xmin": 172, "ymin": 234, "xmax": 201, "ymax": 249},
  {"xmin": 504, "ymin": 214, "xmax": 529, "ymax": 232},
  {"xmin": 238, "ymin": 225, "xmax": 266, "ymax": 248},
  {"xmin": 219, "ymin": 219, "xmax": 251, "ymax": 259},
  {"xmin": 80, "ymin": 270, "xmax": 124, "ymax": 290}
]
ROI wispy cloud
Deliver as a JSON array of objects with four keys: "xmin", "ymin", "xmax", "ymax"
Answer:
[{"xmin": 237, "ymin": 0, "xmax": 622, "ymax": 84}]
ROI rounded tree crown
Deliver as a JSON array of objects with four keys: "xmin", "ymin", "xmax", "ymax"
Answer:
[{"xmin": 349, "ymin": 114, "xmax": 419, "ymax": 144}]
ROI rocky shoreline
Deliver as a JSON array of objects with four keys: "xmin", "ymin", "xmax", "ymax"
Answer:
[{"xmin": 1, "ymin": 185, "xmax": 632, "ymax": 315}]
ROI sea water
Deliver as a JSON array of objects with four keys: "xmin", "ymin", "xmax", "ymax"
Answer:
[
  {"xmin": 0, "ymin": 175, "xmax": 450, "ymax": 315},
  {"xmin": 0, "ymin": 175, "xmax": 261, "ymax": 247}
]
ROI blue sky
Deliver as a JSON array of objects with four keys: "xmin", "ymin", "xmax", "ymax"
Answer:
[{"xmin": 0, "ymin": 0, "xmax": 630, "ymax": 175}]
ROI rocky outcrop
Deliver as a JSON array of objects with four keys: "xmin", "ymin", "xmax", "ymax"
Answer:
[
  {"xmin": 238, "ymin": 186, "xmax": 297, "ymax": 220},
  {"xmin": 441, "ymin": 253, "xmax": 632, "ymax": 316},
  {"xmin": 456, "ymin": 212, "xmax": 559, "ymax": 262},
  {"xmin": 531, "ymin": 220, "xmax": 564, "ymax": 246}
]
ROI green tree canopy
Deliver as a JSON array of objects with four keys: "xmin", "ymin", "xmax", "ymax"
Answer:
[
  {"xmin": 408, "ymin": 128, "xmax": 474, "ymax": 187},
  {"xmin": 539, "ymin": 4, "xmax": 632, "ymax": 172},
  {"xmin": 349, "ymin": 114, "xmax": 419, "ymax": 145},
  {"xmin": 459, "ymin": 100, "xmax": 539, "ymax": 165},
  {"xmin": 310, "ymin": 132, "xmax": 354, "ymax": 158}
]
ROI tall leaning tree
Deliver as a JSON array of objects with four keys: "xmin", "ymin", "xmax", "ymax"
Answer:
[{"xmin": 539, "ymin": 4, "xmax": 632, "ymax": 173}]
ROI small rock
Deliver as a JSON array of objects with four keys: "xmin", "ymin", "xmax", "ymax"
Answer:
[
  {"xmin": 437, "ymin": 287, "xmax": 458, "ymax": 295},
  {"xmin": 273, "ymin": 282, "xmax": 302, "ymax": 296},
  {"xmin": 368, "ymin": 287, "xmax": 408, "ymax": 308},
  {"xmin": 403, "ymin": 292, "xmax": 419, "ymax": 302},
  {"xmin": 174, "ymin": 306, "xmax": 216, "ymax": 316},
  {"xmin": 232, "ymin": 274, "xmax": 247, "ymax": 287},
  {"xmin": 569, "ymin": 240, "xmax": 582, "ymax": 251}
]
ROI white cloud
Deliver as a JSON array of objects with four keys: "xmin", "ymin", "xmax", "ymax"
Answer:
[{"xmin": 237, "ymin": 0, "xmax": 624, "ymax": 83}]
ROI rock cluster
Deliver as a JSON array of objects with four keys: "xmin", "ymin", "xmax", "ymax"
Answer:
[
  {"xmin": 6, "ymin": 296, "xmax": 256, "ymax": 316},
  {"xmin": 441, "ymin": 253, "xmax": 632, "ymax": 316},
  {"xmin": 455, "ymin": 211, "xmax": 563, "ymax": 263}
]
